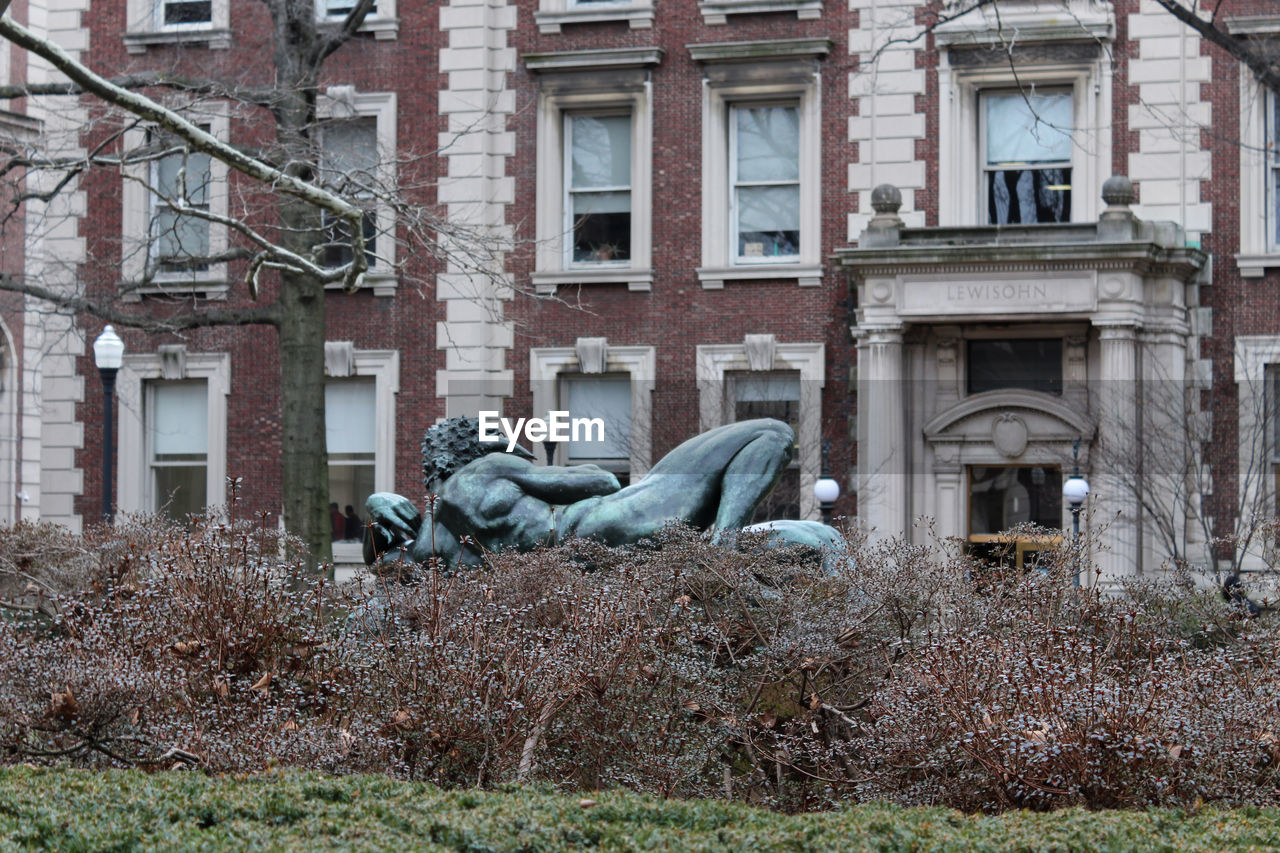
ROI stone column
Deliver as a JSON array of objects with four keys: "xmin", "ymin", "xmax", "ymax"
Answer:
[
  {"xmin": 857, "ymin": 326, "xmax": 908, "ymax": 539},
  {"xmin": 1095, "ymin": 324, "xmax": 1141, "ymax": 587}
]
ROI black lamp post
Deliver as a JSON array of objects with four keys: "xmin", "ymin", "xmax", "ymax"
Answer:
[
  {"xmin": 1061, "ymin": 436, "xmax": 1090, "ymax": 586},
  {"xmin": 813, "ymin": 439, "xmax": 840, "ymax": 525},
  {"xmin": 93, "ymin": 325, "xmax": 125, "ymax": 522}
]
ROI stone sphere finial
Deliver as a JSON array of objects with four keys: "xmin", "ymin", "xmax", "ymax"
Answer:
[
  {"xmin": 871, "ymin": 184, "xmax": 902, "ymax": 215},
  {"xmin": 1102, "ymin": 175, "xmax": 1135, "ymax": 207}
]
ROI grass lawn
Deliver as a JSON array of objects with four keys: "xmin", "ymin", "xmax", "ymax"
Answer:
[{"xmin": 1, "ymin": 768, "xmax": 1278, "ymax": 852}]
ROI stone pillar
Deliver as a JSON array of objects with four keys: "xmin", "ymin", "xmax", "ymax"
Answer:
[
  {"xmin": 933, "ymin": 444, "xmax": 963, "ymax": 543},
  {"xmin": 1095, "ymin": 324, "xmax": 1141, "ymax": 586},
  {"xmin": 1140, "ymin": 327, "xmax": 1190, "ymax": 572},
  {"xmin": 857, "ymin": 326, "xmax": 908, "ymax": 539}
]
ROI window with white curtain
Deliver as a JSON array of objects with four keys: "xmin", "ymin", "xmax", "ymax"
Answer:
[
  {"xmin": 148, "ymin": 381, "xmax": 208, "ymax": 520},
  {"xmin": 981, "ymin": 91, "xmax": 1073, "ymax": 225},
  {"xmin": 731, "ymin": 104, "xmax": 800, "ymax": 262},
  {"xmin": 566, "ymin": 114, "xmax": 632, "ymax": 266},
  {"xmin": 326, "ymin": 379, "xmax": 376, "ymax": 535},
  {"xmin": 563, "ymin": 375, "xmax": 632, "ymax": 485}
]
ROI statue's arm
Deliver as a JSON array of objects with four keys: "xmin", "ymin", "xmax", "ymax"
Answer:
[
  {"xmin": 363, "ymin": 492, "xmax": 423, "ymax": 565},
  {"xmin": 508, "ymin": 463, "xmax": 621, "ymax": 504}
]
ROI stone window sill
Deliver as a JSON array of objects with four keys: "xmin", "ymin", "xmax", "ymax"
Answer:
[
  {"xmin": 532, "ymin": 268, "xmax": 653, "ymax": 294},
  {"xmin": 121, "ymin": 277, "xmax": 230, "ymax": 302},
  {"xmin": 535, "ymin": 5, "xmax": 654, "ymax": 33},
  {"xmin": 317, "ymin": 17, "xmax": 400, "ymax": 40},
  {"xmin": 696, "ymin": 264, "xmax": 822, "ymax": 289},
  {"xmin": 324, "ymin": 272, "xmax": 398, "ymax": 298},
  {"xmin": 1237, "ymin": 254, "xmax": 1280, "ymax": 279},
  {"xmin": 123, "ymin": 28, "xmax": 232, "ymax": 55},
  {"xmin": 698, "ymin": 0, "xmax": 821, "ymax": 26}
]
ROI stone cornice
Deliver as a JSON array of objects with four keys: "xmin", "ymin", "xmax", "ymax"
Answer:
[{"xmin": 835, "ymin": 242, "xmax": 1206, "ymax": 282}]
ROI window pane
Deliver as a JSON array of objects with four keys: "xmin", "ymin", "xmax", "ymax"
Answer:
[
  {"xmin": 985, "ymin": 92, "xmax": 1072, "ymax": 165},
  {"xmin": 156, "ymin": 150, "xmax": 211, "ymax": 205},
  {"xmin": 737, "ymin": 185, "xmax": 799, "ymax": 258},
  {"xmin": 329, "ymin": 463, "xmax": 375, "ymax": 538},
  {"xmin": 968, "ymin": 467, "xmax": 1063, "ymax": 535},
  {"xmin": 164, "ymin": 1, "xmax": 212, "ymax": 25},
  {"xmin": 326, "ymin": 380, "xmax": 376, "ymax": 455},
  {"xmin": 987, "ymin": 167, "xmax": 1071, "ymax": 225},
  {"xmin": 571, "ymin": 200, "xmax": 630, "ymax": 263},
  {"xmin": 565, "ymin": 377, "xmax": 631, "ymax": 461},
  {"xmin": 153, "ymin": 207, "xmax": 211, "ymax": 269},
  {"xmin": 735, "ymin": 106, "xmax": 799, "ymax": 183},
  {"xmin": 152, "ymin": 383, "xmax": 208, "ymax": 456},
  {"xmin": 322, "ymin": 210, "xmax": 378, "ymax": 268},
  {"xmin": 321, "ymin": 119, "xmax": 379, "ymax": 184},
  {"xmin": 570, "ymin": 115, "xmax": 630, "ymax": 190},
  {"xmin": 154, "ymin": 465, "xmax": 208, "ymax": 520},
  {"xmin": 967, "ymin": 339, "xmax": 1063, "ymax": 395}
]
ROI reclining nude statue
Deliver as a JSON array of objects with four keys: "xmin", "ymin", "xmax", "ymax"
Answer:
[{"xmin": 363, "ymin": 416, "xmax": 844, "ymax": 571}]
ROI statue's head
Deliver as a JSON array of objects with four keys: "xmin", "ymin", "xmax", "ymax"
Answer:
[
  {"xmin": 420, "ymin": 416, "xmax": 534, "ymax": 491},
  {"xmin": 421, "ymin": 416, "xmax": 489, "ymax": 491}
]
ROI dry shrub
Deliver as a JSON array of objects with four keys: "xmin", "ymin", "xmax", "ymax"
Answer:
[{"xmin": 0, "ymin": 515, "xmax": 1278, "ymax": 812}]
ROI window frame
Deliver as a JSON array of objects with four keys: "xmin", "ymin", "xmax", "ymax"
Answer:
[
  {"xmin": 729, "ymin": 102, "xmax": 802, "ymax": 265},
  {"xmin": 696, "ymin": 339, "xmax": 825, "ymax": 520},
  {"xmin": 535, "ymin": 0, "xmax": 654, "ymax": 33},
  {"xmin": 530, "ymin": 343, "xmax": 655, "ymax": 481},
  {"xmin": 324, "ymin": 344, "xmax": 399, "ymax": 566},
  {"xmin": 558, "ymin": 373, "xmax": 635, "ymax": 482},
  {"xmin": 117, "ymin": 350, "xmax": 229, "ymax": 517},
  {"xmin": 937, "ymin": 59, "xmax": 1111, "ymax": 227},
  {"xmin": 698, "ymin": 0, "xmax": 822, "ymax": 26},
  {"xmin": 530, "ymin": 64, "xmax": 654, "ymax": 293},
  {"xmin": 125, "ymin": 0, "xmax": 231, "ymax": 53},
  {"xmin": 316, "ymin": 88, "xmax": 398, "ymax": 296},
  {"xmin": 1238, "ymin": 77, "xmax": 1280, "ymax": 276},
  {"xmin": 978, "ymin": 88, "xmax": 1075, "ymax": 226},
  {"xmin": 156, "ymin": 0, "xmax": 214, "ymax": 31},
  {"xmin": 563, "ymin": 111, "xmax": 634, "ymax": 270},
  {"xmin": 697, "ymin": 69, "xmax": 823, "ymax": 288},
  {"xmin": 145, "ymin": 379, "xmax": 211, "ymax": 520},
  {"xmin": 314, "ymin": 0, "xmax": 399, "ymax": 41},
  {"xmin": 147, "ymin": 128, "xmax": 214, "ymax": 276},
  {"xmin": 120, "ymin": 104, "xmax": 230, "ymax": 298}
]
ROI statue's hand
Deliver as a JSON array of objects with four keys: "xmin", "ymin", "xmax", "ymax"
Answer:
[{"xmin": 364, "ymin": 492, "xmax": 424, "ymax": 564}]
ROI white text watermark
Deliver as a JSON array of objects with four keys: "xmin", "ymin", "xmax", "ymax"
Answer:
[{"xmin": 478, "ymin": 411, "xmax": 605, "ymax": 453}]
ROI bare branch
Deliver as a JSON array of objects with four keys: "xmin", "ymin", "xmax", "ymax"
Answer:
[
  {"xmin": 0, "ymin": 71, "xmax": 277, "ymax": 106},
  {"xmin": 1150, "ymin": 0, "xmax": 1280, "ymax": 95},
  {"xmin": 315, "ymin": 0, "xmax": 379, "ymax": 64}
]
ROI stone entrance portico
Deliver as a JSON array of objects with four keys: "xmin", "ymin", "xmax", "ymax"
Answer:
[{"xmin": 836, "ymin": 178, "xmax": 1206, "ymax": 582}]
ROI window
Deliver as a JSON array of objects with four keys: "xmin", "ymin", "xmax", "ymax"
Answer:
[
  {"xmin": 696, "ymin": 337, "xmax": 825, "ymax": 520},
  {"xmin": 1238, "ymin": 77, "xmax": 1280, "ymax": 275},
  {"xmin": 732, "ymin": 105, "xmax": 800, "ymax": 262},
  {"xmin": 117, "ymin": 350, "xmax": 229, "ymax": 519},
  {"xmin": 981, "ymin": 91, "xmax": 1072, "ymax": 225},
  {"xmin": 691, "ymin": 39, "xmax": 828, "ymax": 288},
  {"xmin": 159, "ymin": 0, "xmax": 211, "ymax": 27},
  {"xmin": 730, "ymin": 372, "xmax": 801, "ymax": 521},
  {"xmin": 148, "ymin": 130, "xmax": 212, "ymax": 274},
  {"xmin": 530, "ymin": 341, "xmax": 655, "ymax": 480},
  {"xmin": 527, "ymin": 49, "xmax": 658, "ymax": 292},
  {"xmin": 936, "ymin": 54, "xmax": 1111, "ymax": 227},
  {"xmin": 699, "ymin": 0, "xmax": 821, "ymax": 25},
  {"xmin": 121, "ymin": 106, "xmax": 230, "ymax": 294},
  {"xmin": 566, "ymin": 114, "xmax": 631, "ymax": 266},
  {"xmin": 535, "ymin": 0, "xmax": 654, "ymax": 33},
  {"xmin": 315, "ymin": 0, "xmax": 398, "ymax": 39},
  {"xmin": 147, "ymin": 382, "xmax": 208, "ymax": 520},
  {"xmin": 967, "ymin": 339, "xmax": 1063, "ymax": 395},
  {"xmin": 562, "ymin": 375, "xmax": 632, "ymax": 485},
  {"xmin": 326, "ymin": 379, "xmax": 376, "ymax": 540},
  {"xmin": 315, "ymin": 88, "xmax": 397, "ymax": 295},
  {"xmin": 318, "ymin": 118, "xmax": 378, "ymax": 269},
  {"xmin": 125, "ymin": 0, "xmax": 230, "ymax": 52}
]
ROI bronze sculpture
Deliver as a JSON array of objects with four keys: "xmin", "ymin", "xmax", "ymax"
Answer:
[{"xmin": 364, "ymin": 416, "xmax": 843, "ymax": 569}]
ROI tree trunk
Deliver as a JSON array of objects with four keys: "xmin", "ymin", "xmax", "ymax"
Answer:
[{"xmin": 278, "ymin": 267, "xmax": 331, "ymax": 571}]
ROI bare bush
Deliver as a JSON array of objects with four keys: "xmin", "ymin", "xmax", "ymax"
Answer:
[{"xmin": 0, "ymin": 517, "xmax": 1277, "ymax": 812}]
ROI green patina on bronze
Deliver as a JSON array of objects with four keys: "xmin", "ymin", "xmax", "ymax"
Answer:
[{"xmin": 366, "ymin": 416, "xmax": 843, "ymax": 569}]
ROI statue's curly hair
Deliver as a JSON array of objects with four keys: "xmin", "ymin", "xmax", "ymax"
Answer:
[{"xmin": 421, "ymin": 416, "xmax": 491, "ymax": 491}]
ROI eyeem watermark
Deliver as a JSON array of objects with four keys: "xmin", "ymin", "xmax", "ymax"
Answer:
[{"xmin": 478, "ymin": 411, "xmax": 605, "ymax": 452}]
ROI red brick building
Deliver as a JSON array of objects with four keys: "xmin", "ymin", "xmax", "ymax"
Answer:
[{"xmin": 8, "ymin": 0, "xmax": 1280, "ymax": 579}]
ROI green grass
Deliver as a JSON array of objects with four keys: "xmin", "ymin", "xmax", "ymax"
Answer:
[{"xmin": 1, "ymin": 768, "xmax": 1278, "ymax": 852}]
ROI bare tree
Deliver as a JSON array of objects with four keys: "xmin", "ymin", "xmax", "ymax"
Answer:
[{"xmin": 0, "ymin": 2, "xmax": 509, "ymax": 567}]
